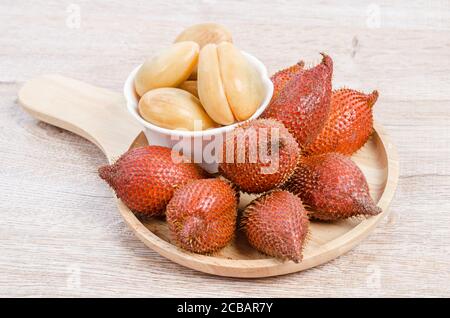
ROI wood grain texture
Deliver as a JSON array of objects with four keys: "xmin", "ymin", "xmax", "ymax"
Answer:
[{"xmin": 1, "ymin": 0, "xmax": 449, "ymax": 297}]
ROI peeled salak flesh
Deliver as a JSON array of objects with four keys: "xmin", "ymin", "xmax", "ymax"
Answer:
[
  {"xmin": 138, "ymin": 88, "xmax": 216, "ymax": 131},
  {"xmin": 178, "ymin": 80, "xmax": 198, "ymax": 98},
  {"xmin": 197, "ymin": 43, "xmax": 264, "ymax": 125},
  {"xmin": 134, "ymin": 41, "xmax": 199, "ymax": 96},
  {"xmin": 174, "ymin": 23, "xmax": 233, "ymax": 80}
]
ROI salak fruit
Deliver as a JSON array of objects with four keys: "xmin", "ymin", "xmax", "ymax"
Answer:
[
  {"xmin": 241, "ymin": 190, "xmax": 309, "ymax": 262},
  {"xmin": 166, "ymin": 178, "xmax": 238, "ymax": 254},
  {"xmin": 262, "ymin": 53, "xmax": 333, "ymax": 149},
  {"xmin": 304, "ymin": 88, "xmax": 379, "ymax": 156},
  {"xmin": 218, "ymin": 119, "xmax": 300, "ymax": 194},
  {"xmin": 271, "ymin": 61, "xmax": 304, "ymax": 100},
  {"xmin": 98, "ymin": 146, "xmax": 208, "ymax": 216},
  {"xmin": 283, "ymin": 153, "xmax": 381, "ymax": 221}
]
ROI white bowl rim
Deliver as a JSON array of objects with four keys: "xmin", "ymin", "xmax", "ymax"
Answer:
[{"xmin": 124, "ymin": 51, "xmax": 274, "ymax": 138}]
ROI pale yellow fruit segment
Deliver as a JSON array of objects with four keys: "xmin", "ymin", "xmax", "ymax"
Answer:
[
  {"xmin": 138, "ymin": 88, "xmax": 216, "ymax": 131},
  {"xmin": 217, "ymin": 42, "xmax": 264, "ymax": 121},
  {"xmin": 175, "ymin": 23, "xmax": 233, "ymax": 80},
  {"xmin": 175, "ymin": 23, "xmax": 233, "ymax": 49},
  {"xmin": 134, "ymin": 41, "xmax": 199, "ymax": 97},
  {"xmin": 197, "ymin": 44, "xmax": 235, "ymax": 125},
  {"xmin": 178, "ymin": 80, "xmax": 198, "ymax": 98}
]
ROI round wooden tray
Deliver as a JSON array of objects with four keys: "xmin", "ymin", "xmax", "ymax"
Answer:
[{"xmin": 19, "ymin": 75, "xmax": 399, "ymax": 278}]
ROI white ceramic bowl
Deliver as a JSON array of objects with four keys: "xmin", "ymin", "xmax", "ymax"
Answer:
[{"xmin": 124, "ymin": 51, "xmax": 273, "ymax": 173}]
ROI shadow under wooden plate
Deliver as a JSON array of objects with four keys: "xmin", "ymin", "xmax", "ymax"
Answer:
[{"xmin": 18, "ymin": 74, "xmax": 399, "ymax": 278}]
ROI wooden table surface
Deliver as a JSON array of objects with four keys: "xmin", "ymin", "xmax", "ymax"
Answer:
[{"xmin": 1, "ymin": 0, "xmax": 449, "ymax": 297}]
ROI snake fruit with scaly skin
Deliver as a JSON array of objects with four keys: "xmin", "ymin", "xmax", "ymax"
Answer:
[
  {"xmin": 262, "ymin": 54, "xmax": 333, "ymax": 149},
  {"xmin": 304, "ymin": 88, "xmax": 378, "ymax": 156},
  {"xmin": 283, "ymin": 153, "xmax": 382, "ymax": 221},
  {"xmin": 98, "ymin": 146, "xmax": 209, "ymax": 216}
]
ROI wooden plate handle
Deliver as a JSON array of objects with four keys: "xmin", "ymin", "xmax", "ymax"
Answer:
[{"xmin": 18, "ymin": 74, "xmax": 143, "ymax": 161}]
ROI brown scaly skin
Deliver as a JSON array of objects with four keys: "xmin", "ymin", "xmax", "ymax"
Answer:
[
  {"xmin": 271, "ymin": 61, "xmax": 304, "ymax": 100},
  {"xmin": 218, "ymin": 118, "xmax": 300, "ymax": 194},
  {"xmin": 166, "ymin": 179, "xmax": 238, "ymax": 254},
  {"xmin": 241, "ymin": 190, "xmax": 309, "ymax": 262},
  {"xmin": 262, "ymin": 53, "xmax": 333, "ymax": 149},
  {"xmin": 98, "ymin": 146, "xmax": 209, "ymax": 216},
  {"xmin": 304, "ymin": 89, "xmax": 379, "ymax": 156},
  {"xmin": 283, "ymin": 153, "xmax": 381, "ymax": 221}
]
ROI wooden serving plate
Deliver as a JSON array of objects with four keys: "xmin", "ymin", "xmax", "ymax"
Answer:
[{"xmin": 18, "ymin": 75, "xmax": 399, "ymax": 278}]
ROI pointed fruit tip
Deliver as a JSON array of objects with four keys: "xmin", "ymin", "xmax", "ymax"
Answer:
[
  {"xmin": 98, "ymin": 165, "xmax": 112, "ymax": 183},
  {"xmin": 288, "ymin": 252, "xmax": 303, "ymax": 263},
  {"xmin": 319, "ymin": 52, "xmax": 333, "ymax": 68},
  {"xmin": 368, "ymin": 90, "xmax": 379, "ymax": 108},
  {"xmin": 98, "ymin": 165, "xmax": 108, "ymax": 179},
  {"xmin": 355, "ymin": 195, "xmax": 382, "ymax": 216}
]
